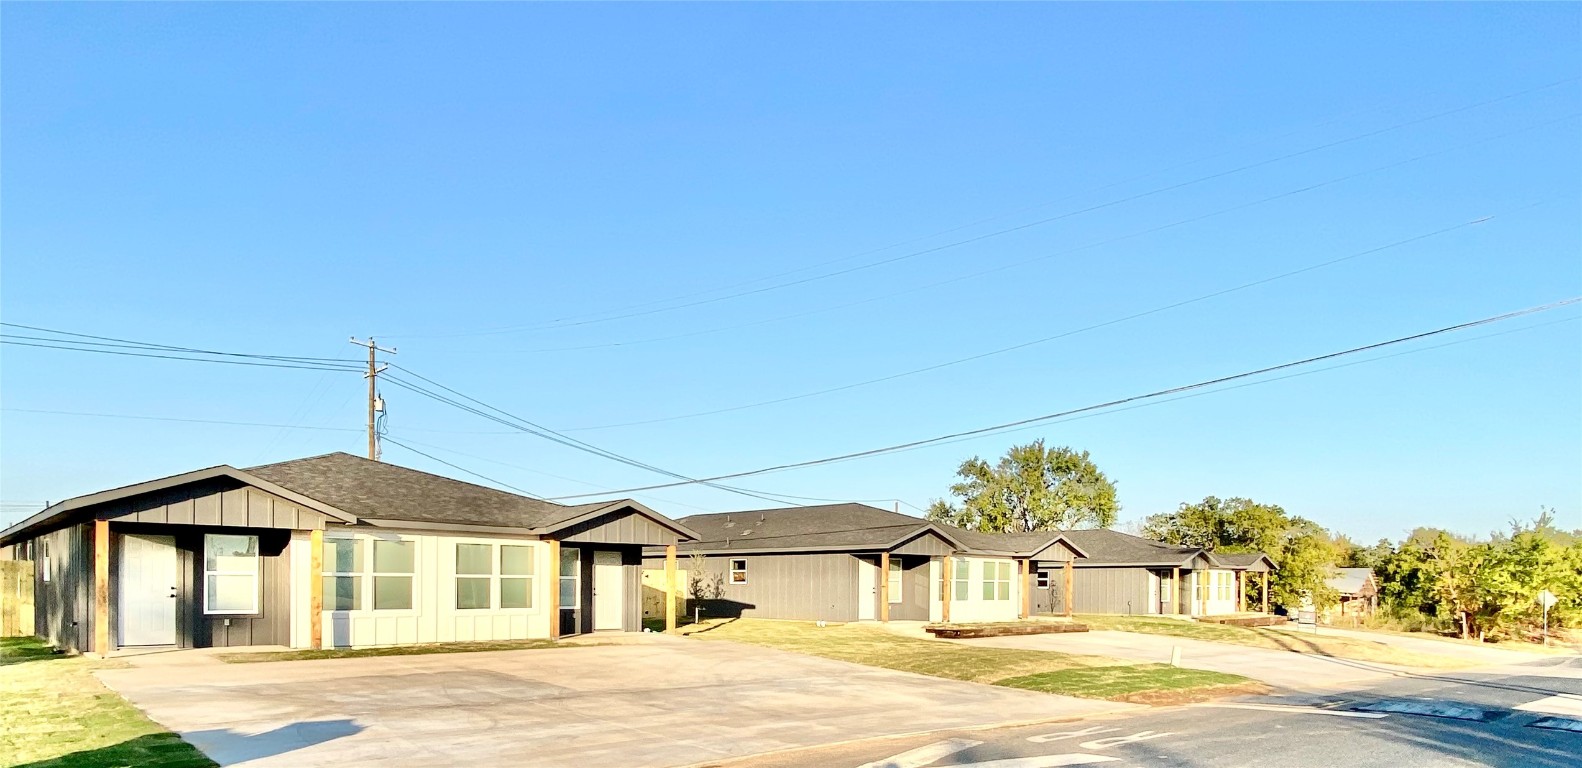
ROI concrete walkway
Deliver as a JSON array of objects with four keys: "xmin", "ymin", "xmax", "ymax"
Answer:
[{"xmin": 95, "ymin": 635, "xmax": 1137, "ymax": 768}]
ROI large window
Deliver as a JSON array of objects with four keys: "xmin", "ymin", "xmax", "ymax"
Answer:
[
  {"xmin": 559, "ymin": 548, "xmax": 580, "ymax": 609},
  {"xmin": 952, "ymin": 558, "xmax": 970, "ymax": 600},
  {"xmin": 323, "ymin": 536, "xmax": 415, "ymax": 611},
  {"xmin": 729, "ymin": 559, "xmax": 748, "ymax": 585},
  {"xmin": 1216, "ymin": 572, "xmax": 1233, "ymax": 602},
  {"xmin": 205, "ymin": 534, "xmax": 259, "ymax": 614},
  {"xmin": 887, "ymin": 559, "xmax": 902, "ymax": 603},
  {"xmin": 456, "ymin": 542, "xmax": 535, "ymax": 610},
  {"xmin": 982, "ymin": 561, "xmax": 1012, "ymax": 601}
]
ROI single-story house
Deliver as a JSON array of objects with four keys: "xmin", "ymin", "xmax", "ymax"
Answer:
[
  {"xmin": 0, "ymin": 452, "xmax": 696, "ymax": 655},
  {"xmin": 1324, "ymin": 567, "xmax": 1378, "ymax": 620},
  {"xmin": 643, "ymin": 504, "xmax": 1087, "ymax": 624},
  {"xmin": 1058, "ymin": 529, "xmax": 1276, "ymax": 617}
]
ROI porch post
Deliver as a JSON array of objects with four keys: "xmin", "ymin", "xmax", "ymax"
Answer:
[
  {"xmin": 879, "ymin": 551, "xmax": 890, "ymax": 622},
  {"xmin": 93, "ymin": 518, "xmax": 109, "ymax": 657},
  {"xmin": 1261, "ymin": 571, "xmax": 1269, "ymax": 614},
  {"xmin": 1171, "ymin": 567, "xmax": 1180, "ymax": 615},
  {"xmin": 1238, "ymin": 571, "xmax": 1247, "ymax": 612},
  {"xmin": 663, "ymin": 544, "xmax": 677, "ymax": 632},
  {"xmin": 940, "ymin": 557, "xmax": 951, "ymax": 624},
  {"xmin": 1200, "ymin": 574, "xmax": 1208, "ymax": 617},
  {"xmin": 1063, "ymin": 559, "xmax": 1074, "ymax": 617},
  {"xmin": 548, "ymin": 539, "xmax": 561, "ymax": 640},
  {"xmin": 1019, "ymin": 559, "xmax": 1031, "ymax": 619},
  {"xmin": 309, "ymin": 529, "xmax": 323, "ymax": 650}
]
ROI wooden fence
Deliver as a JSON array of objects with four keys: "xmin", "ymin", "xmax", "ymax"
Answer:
[{"xmin": 1, "ymin": 560, "xmax": 34, "ymax": 637}]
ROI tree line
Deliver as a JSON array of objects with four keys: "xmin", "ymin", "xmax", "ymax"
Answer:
[{"xmin": 926, "ymin": 440, "xmax": 1578, "ymax": 642}]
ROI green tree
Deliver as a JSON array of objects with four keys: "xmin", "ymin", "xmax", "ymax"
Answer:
[
  {"xmin": 1141, "ymin": 496, "xmax": 1339, "ymax": 611},
  {"xmin": 926, "ymin": 440, "xmax": 1118, "ymax": 533}
]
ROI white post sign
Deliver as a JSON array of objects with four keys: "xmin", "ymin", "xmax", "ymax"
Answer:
[{"xmin": 1538, "ymin": 589, "xmax": 1558, "ymax": 646}]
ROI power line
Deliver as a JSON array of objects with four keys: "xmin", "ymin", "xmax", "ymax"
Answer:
[
  {"xmin": 1, "ymin": 407, "xmax": 362, "ymax": 432},
  {"xmin": 560, "ymin": 200, "xmax": 1553, "ymax": 431},
  {"xmin": 0, "ymin": 322, "xmax": 363, "ymax": 364},
  {"xmin": 0, "ymin": 339, "xmax": 364, "ymax": 373},
  {"xmin": 545, "ymin": 297, "xmax": 1582, "ymax": 499},
  {"xmin": 395, "ymin": 76, "xmax": 1579, "ymax": 339},
  {"xmin": 381, "ymin": 437, "xmax": 543, "ymax": 498}
]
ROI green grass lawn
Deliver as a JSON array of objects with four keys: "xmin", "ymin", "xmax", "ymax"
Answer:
[
  {"xmin": 0, "ymin": 637, "xmax": 214, "ymax": 768},
  {"xmin": 679, "ymin": 618, "xmax": 1253, "ymax": 701},
  {"xmin": 1076, "ymin": 614, "xmax": 1475, "ymax": 669},
  {"xmin": 217, "ymin": 638, "xmax": 563, "ymax": 663}
]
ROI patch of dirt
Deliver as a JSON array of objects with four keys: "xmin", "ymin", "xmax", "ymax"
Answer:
[{"xmin": 1112, "ymin": 681, "xmax": 1271, "ymax": 706}]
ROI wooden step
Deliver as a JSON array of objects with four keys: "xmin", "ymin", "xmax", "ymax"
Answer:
[{"xmin": 925, "ymin": 622, "xmax": 1090, "ymax": 639}]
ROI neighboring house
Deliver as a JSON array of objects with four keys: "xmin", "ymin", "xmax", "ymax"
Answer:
[
  {"xmin": 1324, "ymin": 567, "xmax": 1379, "ymax": 620},
  {"xmin": 643, "ymin": 504, "xmax": 1086, "ymax": 624},
  {"xmin": 1058, "ymin": 529, "xmax": 1276, "ymax": 617},
  {"xmin": 0, "ymin": 452, "xmax": 696, "ymax": 655}
]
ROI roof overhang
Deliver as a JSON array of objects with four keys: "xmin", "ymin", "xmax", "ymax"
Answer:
[
  {"xmin": 0, "ymin": 465, "xmax": 357, "ymax": 546},
  {"xmin": 535, "ymin": 499, "xmax": 699, "ymax": 541}
]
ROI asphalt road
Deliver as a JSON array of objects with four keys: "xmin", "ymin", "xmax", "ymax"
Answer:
[{"xmin": 718, "ymin": 656, "xmax": 1582, "ymax": 768}]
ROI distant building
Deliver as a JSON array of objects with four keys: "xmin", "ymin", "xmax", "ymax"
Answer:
[{"xmin": 1324, "ymin": 567, "xmax": 1379, "ymax": 621}]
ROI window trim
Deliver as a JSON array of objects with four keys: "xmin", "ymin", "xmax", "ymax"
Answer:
[
  {"xmin": 454, "ymin": 541, "xmax": 537, "ymax": 612},
  {"xmin": 1036, "ymin": 571, "xmax": 1050, "ymax": 589},
  {"xmin": 321, "ymin": 533, "xmax": 419, "ymax": 615},
  {"xmin": 559, "ymin": 547, "xmax": 581, "ymax": 610},
  {"xmin": 41, "ymin": 541, "xmax": 50, "ymax": 583},
  {"xmin": 982, "ymin": 560, "xmax": 1011, "ymax": 601},
  {"xmin": 729, "ymin": 558, "xmax": 748, "ymax": 585},
  {"xmin": 952, "ymin": 557, "xmax": 970, "ymax": 601},
  {"xmin": 204, "ymin": 533, "xmax": 260, "ymax": 615}
]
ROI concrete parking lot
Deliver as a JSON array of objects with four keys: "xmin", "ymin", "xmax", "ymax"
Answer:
[{"xmin": 94, "ymin": 635, "xmax": 1137, "ymax": 767}]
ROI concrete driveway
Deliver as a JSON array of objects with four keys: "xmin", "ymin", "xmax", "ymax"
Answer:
[
  {"xmin": 94, "ymin": 635, "xmax": 1136, "ymax": 768},
  {"xmin": 960, "ymin": 630, "xmax": 1414, "ymax": 692}
]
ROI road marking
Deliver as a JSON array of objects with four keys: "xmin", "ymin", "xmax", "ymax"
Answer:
[
  {"xmin": 1350, "ymin": 700, "xmax": 1505, "ymax": 722},
  {"xmin": 1527, "ymin": 716, "xmax": 1582, "ymax": 733},
  {"xmin": 1514, "ymin": 694, "xmax": 1582, "ymax": 717},
  {"xmin": 1027, "ymin": 726, "xmax": 1119, "ymax": 743},
  {"xmin": 941, "ymin": 755, "xmax": 1120, "ymax": 768},
  {"xmin": 857, "ymin": 738, "xmax": 982, "ymax": 768},
  {"xmin": 1078, "ymin": 731, "xmax": 1174, "ymax": 749},
  {"xmin": 1194, "ymin": 702, "xmax": 1388, "ymax": 719}
]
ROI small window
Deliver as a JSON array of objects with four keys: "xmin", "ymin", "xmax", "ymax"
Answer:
[
  {"xmin": 729, "ymin": 559, "xmax": 748, "ymax": 585},
  {"xmin": 323, "ymin": 538, "xmax": 363, "ymax": 610},
  {"xmin": 982, "ymin": 561, "xmax": 1011, "ymax": 601},
  {"xmin": 204, "ymin": 534, "xmax": 259, "ymax": 615},
  {"xmin": 373, "ymin": 540, "xmax": 415, "ymax": 610},
  {"xmin": 501, "ymin": 545, "xmax": 534, "ymax": 609},
  {"xmin": 952, "ymin": 558, "xmax": 970, "ymax": 600},
  {"xmin": 41, "ymin": 541, "xmax": 50, "ymax": 583},
  {"xmin": 887, "ymin": 558, "xmax": 902, "ymax": 603},
  {"xmin": 559, "ymin": 547, "xmax": 580, "ymax": 608},
  {"xmin": 1036, "ymin": 571, "xmax": 1050, "ymax": 589}
]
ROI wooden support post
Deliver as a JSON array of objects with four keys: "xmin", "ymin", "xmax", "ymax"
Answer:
[
  {"xmin": 1200, "ymin": 573, "xmax": 1208, "ymax": 617},
  {"xmin": 1063, "ymin": 559, "xmax": 1074, "ymax": 617},
  {"xmin": 309, "ymin": 529, "xmax": 324, "ymax": 650},
  {"xmin": 1261, "ymin": 571, "xmax": 1270, "ymax": 614},
  {"xmin": 93, "ymin": 519, "xmax": 109, "ymax": 657},
  {"xmin": 1020, "ymin": 559, "xmax": 1031, "ymax": 619},
  {"xmin": 940, "ymin": 557, "xmax": 952, "ymax": 624},
  {"xmin": 548, "ymin": 539, "xmax": 561, "ymax": 640},
  {"xmin": 664, "ymin": 544, "xmax": 677, "ymax": 632},
  {"xmin": 1238, "ymin": 571, "xmax": 1247, "ymax": 613},
  {"xmin": 1171, "ymin": 567, "xmax": 1181, "ymax": 615},
  {"xmin": 879, "ymin": 552, "xmax": 890, "ymax": 622}
]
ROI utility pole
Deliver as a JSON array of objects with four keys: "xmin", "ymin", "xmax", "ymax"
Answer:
[{"xmin": 349, "ymin": 337, "xmax": 396, "ymax": 460}]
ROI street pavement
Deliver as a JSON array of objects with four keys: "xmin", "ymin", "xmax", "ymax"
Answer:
[{"xmin": 716, "ymin": 655, "xmax": 1582, "ymax": 768}]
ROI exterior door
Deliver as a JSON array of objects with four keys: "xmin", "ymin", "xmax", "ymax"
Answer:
[
  {"xmin": 592, "ymin": 550, "xmax": 624, "ymax": 631},
  {"xmin": 119, "ymin": 534, "xmax": 178, "ymax": 646},
  {"xmin": 856, "ymin": 557, "xmax": 876, "ymax": 620}
]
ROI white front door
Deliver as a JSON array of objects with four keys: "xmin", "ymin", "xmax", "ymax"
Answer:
[
  {"xmin": 856, "ymin": 557, "xmax": 876, "ymax": 621},
  {"xmin": 592, "ymin": 550, "xmax": 624, "ymax": 631},
  {"xmin": 119, "ymin": 534, "xmax": 178, "ymax": 646}
]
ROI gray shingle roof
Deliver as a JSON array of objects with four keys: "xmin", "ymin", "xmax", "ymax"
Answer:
[
  {"xmin": 247, "ymin": 452, "xmax": 608, "ymax": 529},
  {"xmin": 1060, "ymin": 528, "xmax": 1204, "ymax": 566},
  {"xmin": 678, "ymin": 504, "xmax": 942, "ymax": 552}
]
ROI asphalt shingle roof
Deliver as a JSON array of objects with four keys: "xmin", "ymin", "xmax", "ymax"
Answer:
[
  {"xmin": 1058, "ymin": 528, "xmax": 1204, "ymax": 566},
  {"xmin": 247, "ymin": 452, "xmax": 608, "ymax": 529},
  {"xmin": 678, "ymin": 504, "xmax": 939, "ymax": 551}
]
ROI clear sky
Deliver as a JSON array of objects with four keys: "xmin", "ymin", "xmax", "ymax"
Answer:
[{"xmin": 3, "ymin": 3, "xmax": 1579, "ymax": 542}]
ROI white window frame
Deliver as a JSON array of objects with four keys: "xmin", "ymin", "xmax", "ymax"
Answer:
[
  {"xmin": 729, "ymin": 558, "xmax": 748, "ymax": 585},
  {"xmin": 559, "ymin": 547, "xmax": 581, "ymax": 610},
  {"xmin": 887, "ymin": 558, "xmax": 903, "ymax": 603},
  {"xmin": 952, "ymin": 557, "xmax": 970, "ymax": 601},
  {"xmin": 982, "ymin": 561, "xmax": 1011, "ymax": 601},
  {"xmin": 204, "ymin": 533, "xmax": 260, "ymax": 615},
  {"xmin": 322, "ymin": 534, "xmax": 419, "ymax": 614},
  {"xmin": 1036, "ymin": 571, "xmax": 1050, "ymax": 589},
  {"xmin": 41, "ymin": 541, "xmax": 50, "ymax": 583},
  {"xmin": 454, "ymin": 541, "xmax": 537, "ymax": 611}
]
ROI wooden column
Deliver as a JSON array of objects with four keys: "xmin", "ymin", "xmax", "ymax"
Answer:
[
  {"xmin": 940, "ymin": 557, "xmax": 951, "ymax": 624},
  {"xmin": 93, "ymin": 519, "xmax": 109, "ymax": 657},
  {"xmin": 548, "ymin": 539, "xmax": 561, "ymax": 639},
  {"xmin": 1063, "ymin": 560, "xmax": 1074, "ymax": 617},
  {"xmin": 1237, "ymin": 571, "xmax": 1247, "ymax": 613},
  {"xmin": 879, "ymin": 552, "xmax": 890, "ymax": 622},
  {"xmin": 1019, "ymin": 559, "xmax": 1031, "ymax": 619},
  {"xmin": 1200, "ymin": 573, "xmax": 1208, "ymax": 617},
  {"xmin": 309, "ymin": 530, "xmax": 324, "ymax": 650},
  {"xmin": 1171, "ymin": 567, "xmax": 1181, "ymax": 615},
  {"xmin": 1261, "ymin": 571, "xmax": 1270, "ymax": 614},
  {"xmin": 663, "ymin": 544, "xmax": 677, "ymax": 632}
]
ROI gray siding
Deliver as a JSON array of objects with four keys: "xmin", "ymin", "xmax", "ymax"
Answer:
[
  {"xmin": 105, "ymin": 479, "xmax": 331, "ymax": 531},
  {"xmin": 32, "ymin": 523, "xmax": 94, "ymax": 653},
  {"xmin": 558, "ymin": 512, "xmax": 680, "ymax": 546},
  {"xmin": 892, "ymin": 532, "xmax": 955, "ymax": 557},
  {"xmin": 1071, "ymin": 566, "xmax": 1154, "ymax": 615},
  {"xmin": 891, "ymin": 556, "xmax": 932, "ymax": 620},
  {"xmin": 689, "ymin": 552, "xmax": 862, "ymax": 622}
]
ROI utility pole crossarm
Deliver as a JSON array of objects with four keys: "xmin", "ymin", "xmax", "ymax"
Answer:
[{"xmin": 350, "ymin": 337, "xmax": 397, "ymax": 461}]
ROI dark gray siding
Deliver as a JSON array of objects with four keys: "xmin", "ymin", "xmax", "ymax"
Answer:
[
  {"xmin": 1071, "ymin": 566, "xmax": 1154, "ymax": 615},
  {"xmin": 105, "ymin": 479, "xmax": 331, "ymax": 530},
  {"xmin": 891, "ymin": 556, "xmax": 932, "ymax": 620},
  {"xmin": 689, "ymin": 552, "xmax": 861, "ymax": 622},
  {"xmin": 892, "ymin": 532, "xmax": 955, "ymax": 557},
  {"xmin": 32, "ymin": 523, "xmax": 94, "ymax": 653},
  {"xmin": 557, "ymin": 512, "xmax": 679, "ymax": 546},
  {"xmin": 107, "ymin": 525, "xmax": 292, "ymax": 648}
]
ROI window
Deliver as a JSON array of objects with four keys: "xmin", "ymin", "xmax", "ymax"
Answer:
[
  {"xmin": 1217, "ymin": 572, "xmax": 1233, "ymax": 602},
  {"xmin": 982, "ymin": 561, "xmax": 1011, "ymax": 601},
  {"xmin": 41, "ymin": 541, "xmax": 50, "ymax": 583},
  {"xmin": 456, "ymin": 542, "xmax": 535, "ymax": 610},
  {"xmin": 1194, "ymin": 572, "xmax": 1209, "ymax": 602},
  {"xmin": 729, "ymin": 559, "xmax": 748, "ymax": 585},
  {"xmin": 887, "ymin": 559, "xmax": 902, "ymax": 603},
  {"xmin": 1036, "ymin": 571, "xmax": 1050, "ymax": 589},
  {"xmin": 323, "ymin": 536, "xmax": 415, "ymax": 611},
  {"xmin": 559, "ymin": 547, "xmax": 580, "ymax": 609},
  {"xmin": 205, "ymin": 534, "xmax": 258, "ymax": 614},
  {"xmin": 952, "ymin": 558, "xmax": 970, "ymax": 600}
]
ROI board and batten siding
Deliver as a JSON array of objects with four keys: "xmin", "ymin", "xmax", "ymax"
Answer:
[
  {"xmin": 31, "ymin": 523, "xmax": 94, "ymax": 653},
  {"xmin": 1071, "ymin": 567, "xmax": 1155, "ymax": 615},
  {"xmin": 293, "ymin": 529, "xmax": 556, "ymax": 648},
  {"xmin": 101, "ymin": 479, "xmax": 333, "ymax": 531},
  {"xmin": 944, "ymin": 555, "xmax": 1021, "ymax": 624},
  {"xmin": 556, "ymin": 511, "xmax": 679, "ymax": 546},
  {"xmin": 689, "ymin": 552, "xmax": 863, "ymax": 622}
]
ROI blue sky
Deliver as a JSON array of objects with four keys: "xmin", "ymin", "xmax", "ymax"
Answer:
[{"xmin": 3, "ymin": 4, "xmax": 1579, "ymax": 542}]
